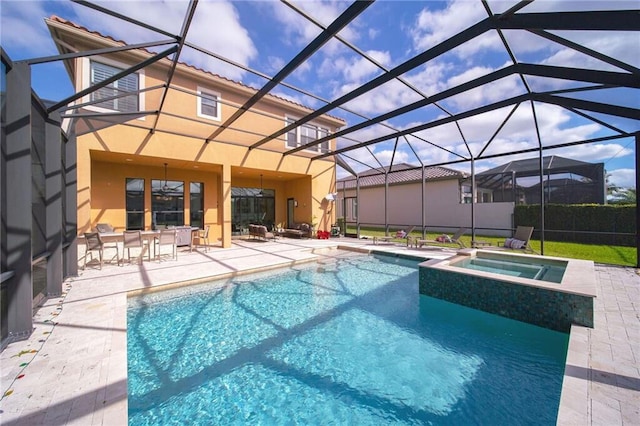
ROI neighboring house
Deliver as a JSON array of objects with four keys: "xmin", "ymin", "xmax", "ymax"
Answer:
[
  {"xmin": 337, "ymin": 156, "xmax": 606, "ymax": 236},
  {"xmin": 46, "ymin": 16, "xmax": 345, "ymax": 247},
  {"xmin": 336, "ymin": 164, "xmax": 515, "ymax": 235},
  {"xmin": 474, "ymin": 155, "xmax": 606, "ymax": 205}
]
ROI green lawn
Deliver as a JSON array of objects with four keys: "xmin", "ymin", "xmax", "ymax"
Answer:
[{"xmin": 348, "ymin": 227, "xmax": 637, "ymax": 267}]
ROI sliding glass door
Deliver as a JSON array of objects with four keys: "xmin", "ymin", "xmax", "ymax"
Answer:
[{"xmin": 231, "ymin": 187, "xmax": 275, "ymax": 234}]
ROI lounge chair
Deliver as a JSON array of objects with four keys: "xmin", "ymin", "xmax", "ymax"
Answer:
[
  {"xmin": 413, "ymin": 228, "xmax": 467, "ymax": 249},
  {"xmin": 373, "ymin": 225, "xmax": 416, "ymax": 245},
  {"xmin": 493, "ymin": 226, "xmax": 537, "ymax": 254}
]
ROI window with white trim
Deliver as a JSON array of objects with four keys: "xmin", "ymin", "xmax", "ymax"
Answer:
[
  {"xmin": 82, "ymin": 57, "xmax": 144, "ymax": 115},
  {"xmin": 90, "ymin": 60, "xmax": 139, "ymax": 112},
  {"xmin": 197, "ymin": 87, "xmax": 221, "ymax": 121},
  {"xmin": 284, "ymin": 116, "xmax": 331, "ymax": 153},
  {"xmin": 460, "ymin": 183, "xmax": 494, "ymax": 204}
]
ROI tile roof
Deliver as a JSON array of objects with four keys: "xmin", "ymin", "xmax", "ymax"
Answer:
[{"xmin": 337, "ymin": 163, "xmax": 466, "ymax": 189}]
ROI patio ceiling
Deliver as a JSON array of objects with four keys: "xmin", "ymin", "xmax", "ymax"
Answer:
[{"xmin": 23, "ymin": 1, "xmax": 640, "ymax": 177}]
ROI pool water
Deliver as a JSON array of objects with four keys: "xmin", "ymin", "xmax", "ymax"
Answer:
[
  {"xmin": 452, "ymin": 256, "xmax": 566, "ymax": 283},
  {"xmin": 128, "ymin": 252, "xmax": 568, "ymax": 425}
]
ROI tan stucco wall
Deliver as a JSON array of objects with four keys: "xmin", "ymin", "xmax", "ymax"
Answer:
[
  {"xmin": 341, "ymin": 180, "xmax": 514, "ymax": 235},
  {"xmin": 89, "ymin": 160, "xmax": 220, "ymax": 234},
  {"xmin": 49, "ymin": 17, "xmax": 342, "ymax": 246},
  {"xmin": 77, "ymin": 130, "xmax": 336, "ymax": 242}
]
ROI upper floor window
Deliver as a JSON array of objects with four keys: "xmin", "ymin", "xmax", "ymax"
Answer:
[
  {"xmin": 90, "ymin": 60, "xmax": 139, "ymax": 112},
  {"xmin": 197, "ymin": 87, "xmax": 221, "ymax": 121},
  {"xmin": 460, "ymin": 183, "xmax": 493, "ymax": 204},
  {"xmin": 82, "ymin": 57, "xmax": 144, "ymax": 114},
  {"xmin": 285, "ymin": 116, "xmax": 330, "ymax": 153}
]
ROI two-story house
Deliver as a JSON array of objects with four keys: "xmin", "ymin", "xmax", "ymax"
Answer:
[{"xmin": 45, "ymin": 16, "xmax": 345, "ymax": 248}]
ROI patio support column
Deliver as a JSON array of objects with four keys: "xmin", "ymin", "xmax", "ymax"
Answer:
[
  {"xmin": 221, "ymin": 163, "xmax": 232, "ymax": 248},
  {"xmin": 4, "ymin": 62, "xmax": 33, "ymax": 342},
  {"xmin": 471, "ymin": 158, "xmax": 476, "ymax": 242},
  {"xmin": 64, "ymin": 128, "xmax": 78, "ymax": 277},
  {"xmin": 45, "ymin": 110, "xmax": 63, "ymax": 296},
  {"xmin": 636, "ymin": 132, "xmax": 639, "ymax": 268},
  {"xmin": 539, "ymin": 150, "xmax": 545, "ymax": 254}
]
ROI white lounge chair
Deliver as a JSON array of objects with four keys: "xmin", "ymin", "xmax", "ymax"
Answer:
[{"xmin": 413, "ymin": 228, "xmax": 467, "ymax": 249}]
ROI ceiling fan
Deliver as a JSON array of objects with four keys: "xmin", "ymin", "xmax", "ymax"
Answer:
[
  {"xmin": 162, "ymin": 163, "xmax": 170, "ymax": 192},
  {"xmin": 258, "ymin": 174, "xmax": 264, "ymax": 197},
  {"xmin": 159, "ymin": 163, "xmax": 181, "ymax": 196}
]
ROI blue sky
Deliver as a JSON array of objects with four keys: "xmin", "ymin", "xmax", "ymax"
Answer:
[{"xmin": 1, "ymin": 0, "xmax": 638, "ymax": 187}]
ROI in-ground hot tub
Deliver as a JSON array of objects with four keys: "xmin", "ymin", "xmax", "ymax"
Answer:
[
  {"xmin": 419, "ymin": 249, "xmax": 596, "ymax": 332},
  {"xmin": 451, "ymin": 254, "xmax": 567, "ymax": 283}
]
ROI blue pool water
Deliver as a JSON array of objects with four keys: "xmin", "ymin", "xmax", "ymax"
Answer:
[
  {"xmin": 452, "ymin": 256, "xmax": 566, "ymax": 283},
  {"xmin": 128, "ymin": 252, "xmax": 569, "ymax": 425}
]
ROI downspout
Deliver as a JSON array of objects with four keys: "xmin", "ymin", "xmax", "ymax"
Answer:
[
  {"xmin": 512, "ymin": 171, "xmax": 516, "ymax": 205},
  {"xmin": 356, "ymin": 175, "xmax": 361, "ymax": 238},
  {"xmin": 384, "ymin": 171, "xmax": 389, "ymax": 235}
]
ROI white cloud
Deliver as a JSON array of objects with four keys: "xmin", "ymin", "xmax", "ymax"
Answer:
[
  {"xmin": 269, "ymin": 1, "xmax": 360, "ymax": 50},
  {"xmin": 341, "ymin": 79, "xmax": 420, "ymax": 116},
  {"xmin": 410, "ymin": 0, "xmax": 490, "ymax": 53},
  {"xmin": 341, "ymin": 50, "xmax": 391, "ymax": 82},
  {"xmin": 68, "ymin": 0, "xmax": 257, "ymax": 81},
  {"xmin": 370, "ymin": 148, "xmax": 410, "ymax": 167},
  {"xmin": 444, "ymin": 68, "xmax": 524, "ymax": 111},
  {"xmin": 0, "ymin": 1, "xmax": 63, "ymax": 58},
  {"xmin": 554, "ymin": 143, "xmax": 633, "ymax": 164},
  {"xmin": 607, "ymin": 168, "xmax": 636, "ymax": 189},
  {"xmin": 267, "ymin": 56, "xmax": 287, "ymax": 74}
]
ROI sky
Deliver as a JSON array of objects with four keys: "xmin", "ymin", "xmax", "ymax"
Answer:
[{"xmin": 1, "ymin": 0, "xmax": 638, "ymax": 188}]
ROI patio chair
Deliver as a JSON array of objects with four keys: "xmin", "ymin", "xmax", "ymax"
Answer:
[
  {"xmin": 494, "ymin": 226, "xmax": 537, "ymax": 254},
  {"xmin": 123, "ymin": 230, "xmax": 149, "ymax": 264},
  {"xmin": 95, "ymin": 223, "xmax": 115, "ymax": 233},
  {"xmin": 194, "ymin": 225, "xmax": 210, "ymax": 252},
  {"xmin": 154, "ymin": 228, "xmax": 177, "ymax": 261},
  {"xmin": 83, "ymin": 232, "xmax": 119, "ymax": 269},
  {"xmin": 414, "ymin": 227, "xmax": 467, "ymax": 249}
]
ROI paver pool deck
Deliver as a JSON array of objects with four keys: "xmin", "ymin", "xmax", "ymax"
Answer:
[{"xmin": 1, "ymin": 238, "xmax": 638, "ymax": 425}]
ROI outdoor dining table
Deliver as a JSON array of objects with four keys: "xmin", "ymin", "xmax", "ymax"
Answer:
[{"xmin": 93, "ymin": 230, "xmax": 160, "ymax": 262}]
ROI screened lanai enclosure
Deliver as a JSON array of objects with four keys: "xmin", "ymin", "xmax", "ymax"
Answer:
[
  {"xmin": 473, "ymin": 155, "xmax": 606, "ymax": 205},
  {"xmin": 1, "ymin": 1, "xmax": 639, "ymax": 346}
]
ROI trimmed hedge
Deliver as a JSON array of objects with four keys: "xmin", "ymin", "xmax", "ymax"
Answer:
[{"xmin": 515, "ymin": 204, "xmax": 636, "ymax": 246}]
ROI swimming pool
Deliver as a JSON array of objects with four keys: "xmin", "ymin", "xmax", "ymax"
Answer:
[{"xmin": 128, "ymin": 252, "xmax": 568, "ymax": 425}]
